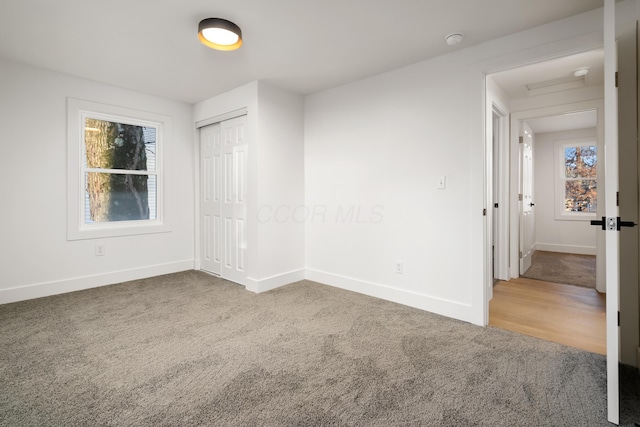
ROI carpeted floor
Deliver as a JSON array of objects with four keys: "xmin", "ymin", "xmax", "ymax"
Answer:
[
  {"xmin": 522, "ymin": 250, "xmax": 596, "ymax": 288},
  {"xmin": 0, "ymin": 271, "xmax": 626, "ymax": 426}
]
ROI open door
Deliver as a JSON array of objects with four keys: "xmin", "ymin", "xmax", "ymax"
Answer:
[
  {"xmin": 519, "ymin": 122, "xmax": 535, "ymax": 274},
  {"xmin": 618, "ymin": 20, "xmax": 640, "ymax": 371},
  {"xmin": 615, "ymin": 17, "xmax": 640, "ymax": 426},
  {"xmin": 602, "ymin": 1, "xmax": 620, "ymax": 423}
]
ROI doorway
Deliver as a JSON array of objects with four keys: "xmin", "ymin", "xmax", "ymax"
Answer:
[
  {"xmin": 485, "ymin": 48, "xmax": 606, "ymax": 351},
  {"xmin": 517, "ymin": 110, "xmax": 602, "ymax": 288},
  {"xmin": 491, "ymin": 108, "xmax": 605, "ymax": 355},
  {"xmin": 485, "ymin": 47, "xmax": 605, "ymax": 285}
]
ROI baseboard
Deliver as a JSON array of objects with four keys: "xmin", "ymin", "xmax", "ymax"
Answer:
[
  {"xmin": 0, "ymin": 260, "xmax": 195, "ymax": 305},
  {"xmin": 245, "ymin": 268, "xmax": 306, "ymax": 293},
  {"xmin": 305, "ymin": 268, "xmax": 473, "ymax": 324},
  {"xmin": 535, "ymin": 243, "xmax": 596, "ymax": 255}
]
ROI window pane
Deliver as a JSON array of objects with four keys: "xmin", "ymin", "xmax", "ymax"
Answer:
[
  {"xmin": 85, "ymin": 173, "xmax": 156, "ymax": 223},
  {"xmin": 577, "ymin": 146, "xmax": 597, "ymax": 178},
  {"xmin": 564, "ymin": 147, "xmax": 578, "ymax": 178},
  {"xmin": 564, "ymin": 179, "xmax": 597, "ymax": 213},
  {"xmin": 564, "ymin": 145, "xmax": 596, "ymax": 179},
  {"xmin": 84, "ymin": 118, "xmax": 156, "ymax": 171}
]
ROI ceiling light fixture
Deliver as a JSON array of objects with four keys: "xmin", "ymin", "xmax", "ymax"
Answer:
[
  {"xmin": 573, "ymin": 67, "xmax": 589, "ymax": 77},
  {"xmin": 198, "ymin": 18, "xmax": 243, "ymax": 51},
  {"xmin": 445, "ymin": 33, "xmax": 464, "ymax": 46}
]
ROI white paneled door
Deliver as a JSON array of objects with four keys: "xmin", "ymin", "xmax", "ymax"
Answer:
[
  {"xmin": 200, "ymin": 115, "xmax": 248, "ymax": 285},
  {"xmin": 200, "ymin": 123, "xmax": 221, "ymax": 275},
  {"xmin": 519, "ymin": 122, "xmax": 535, "ymax": 274}
]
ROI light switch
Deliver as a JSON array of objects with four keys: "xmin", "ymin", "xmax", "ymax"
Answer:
[{"xmin": 437, "ymin": 176, "xmax": 446, "ymax": 189}]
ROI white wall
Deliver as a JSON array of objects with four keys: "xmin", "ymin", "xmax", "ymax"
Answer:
[
  {"xmin": 0, "ymin": 59, "xmax": 195, "ymax": 303},
  {"xmin": 255, "ymin": 83, "xmax": 305, "ymax": 284},
  {"xmin": 193, "ymin": 81, "xmax": 305, "ymax": 292},
  {"xmin": 305, "ymin": 59, "xmax": 473, "ymax": 320},
  {"xmin": 304, "ymin": 8, "xmax": 604, "ymax": 325},
  {"xmin": 533, "ymin": 128, "xmax": 598, "ymax": 255}
]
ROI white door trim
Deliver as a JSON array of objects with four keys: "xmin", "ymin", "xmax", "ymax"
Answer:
[{"xmin": 195, "ymin": 107, "xmax": 248, "ymax": 129}]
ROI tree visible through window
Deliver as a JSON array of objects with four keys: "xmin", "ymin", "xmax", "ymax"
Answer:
[
  {"xmin": 563, "ymin": 145, "xmax": 596, "ymax": 213},
  {"xmin": 83, "ymin": 117, "xmax": 157, "ymax": 223}
]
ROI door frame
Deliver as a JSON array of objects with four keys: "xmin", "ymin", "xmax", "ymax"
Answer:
[
  {"xmin": 484, "ymin": 81, "xmax": 510, "ymax": 301},
  {"xmin": 508, "ymin": 100, "xmax": 605, "ymax": 284},
  {"xmin": 473, "ymin": 31, "xmax": 603, "ymax": 327},
  {"xmin": 486, "ymin": 95, "xmax": 510, "ymax": 288}
]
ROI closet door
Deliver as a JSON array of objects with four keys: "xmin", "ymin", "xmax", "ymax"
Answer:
[
  {"xmin": 200, "ymin": 123, "xmax": 222, "ymax": 275},
  {"xmin": 221, "ymin": 116, "xmax": 248, "ymax": 285}
]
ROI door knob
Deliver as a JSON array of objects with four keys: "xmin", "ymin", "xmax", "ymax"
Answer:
[
  {"xmin": 590, "ymin": 216, "xmax": 637, "ymax": 231},
  {"xmin": 529, "ymin": 202, "xmax": 535, "ymax": 207}
]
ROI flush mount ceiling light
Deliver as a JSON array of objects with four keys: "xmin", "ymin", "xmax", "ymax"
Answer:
[
  {"xmin": 445, "ymin": 33, "xmax": 464, "ymax": 46},
  {"xmin": 198, "ymin": 18, "xmax": 242, "ymax": 51},
  {"xmin": 573, "ymin": 67, "xmax": 590, "ymax": 77}
]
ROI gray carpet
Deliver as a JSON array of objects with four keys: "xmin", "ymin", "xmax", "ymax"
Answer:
[
  {"xmin": 522, "ymin": 250, "xmax": 596, "ymax": 288},
  {"xmin": 0, "ymin": 271, "xmax": 614, "ymax": 426}
]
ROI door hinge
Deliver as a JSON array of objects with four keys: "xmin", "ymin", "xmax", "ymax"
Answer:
[
  {"xmin": 616, "ymin": 191, "xmax": 619, "ymax": 206},
  {"xmin": 483, "ymin": 208, "xmax": 487, "ymax": 216},
  {"xmin": 618, "ymin": 311, "xmax": 620, "ymax": 327},
  {"xmin": 615, "ymin": 71, "xmax": 619, "ymax": 88},
  {"xmin": 519, "ymin": 251, "xmax": 523, "ymax": 259},
  {"xmin": 519, "ymin": 136, "xmax": 523, "ymax": 144},
  {"xmin": 518, "ymin": 193, "xmax": 523, "ymax": 201}
]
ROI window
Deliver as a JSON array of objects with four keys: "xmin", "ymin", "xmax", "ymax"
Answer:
[
  {"xmin": 68, "ymin": 99, "xmax": 171, "ymax": 240},
  {"xmin": 554, "ymin": 138, "xmax": 597, "ymax": 220}
]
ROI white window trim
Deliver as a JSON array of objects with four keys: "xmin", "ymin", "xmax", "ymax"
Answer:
[
  {"xmin": 554, "ymin": 137, "xmax": 597, "ymax": 221},
  {"xmin": 67, "ymin": 98, "xmax": 172, "ymax": 240}
]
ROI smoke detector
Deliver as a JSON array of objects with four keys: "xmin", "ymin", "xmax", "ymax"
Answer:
[
  {"xmin": 573, "ymin": 67, "xmax": 589, "ymax": 77},
  {"xmin": 445, "ymin": 33, "xmax": 464, "ymax": 46}
]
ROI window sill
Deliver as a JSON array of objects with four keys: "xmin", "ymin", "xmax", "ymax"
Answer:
[
  {"xmin": 67, "ymin": 221, "xmax": 171, "ymax": 241},
  {"xmin": 554, "ymin": 212, "xmax": 597, "ymax": 222}
]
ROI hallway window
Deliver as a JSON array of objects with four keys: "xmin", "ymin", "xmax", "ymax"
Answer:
[{"xmin": 555, "ymin": 138, "xmax": 597, "ymax": 220}]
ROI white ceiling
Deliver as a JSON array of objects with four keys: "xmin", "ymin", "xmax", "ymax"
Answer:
[
  {"xmin": 0, "ymin": 0, "xmax": 603, "ymax": 104},
  {"xmin": 489, "ymin": 49, "xmax": 605, "ymax": 101},
  {"xmin": 489, "ymin": 47, "xmax": 604, "ymax": 134},
  {"xmin": 526, "ymin": 110, "xmax": 598, "ymax": 134}
]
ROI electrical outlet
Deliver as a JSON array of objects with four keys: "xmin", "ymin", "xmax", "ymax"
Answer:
[
  {"xmin": 95, "ymin": 244, "xmax": 106, "ymax": 256},
  {"xmin": 395, "ymin": 261, "xmax": 404, "ymax": 274}
]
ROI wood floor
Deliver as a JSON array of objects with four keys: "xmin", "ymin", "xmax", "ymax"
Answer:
[{"xmin": 489, "ymin": 277, "xmax": 606, "ymax": 355}]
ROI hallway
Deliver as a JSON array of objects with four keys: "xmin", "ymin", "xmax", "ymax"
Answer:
[{"xmin": 489, "ymin": 277, "xmax": 606, "ymax": 354}]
